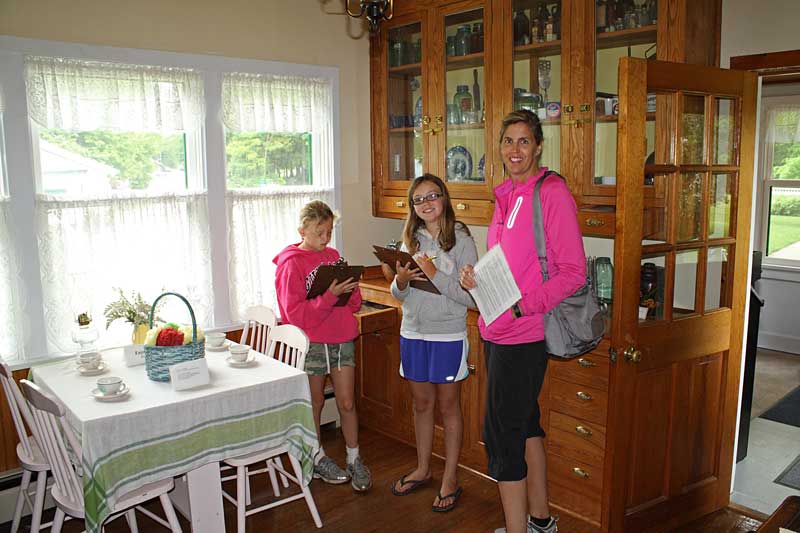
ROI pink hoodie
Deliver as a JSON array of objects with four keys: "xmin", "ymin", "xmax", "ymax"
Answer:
[
  {"xmin": 479, "ymin": 168, "xmax": 586, "ymax": 345},
  {"xmin": 273, "ymin": 244, "xmax": 361, "ymax": 344}
]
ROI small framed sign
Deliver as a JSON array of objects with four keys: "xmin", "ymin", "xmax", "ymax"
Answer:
[
  {"xmin": 123, "ymin": 344, "xmax": 146, "ymax": 367},
  {"xmin": 169, "ymin": 358, "xmax": 210, "ymax": 391}
]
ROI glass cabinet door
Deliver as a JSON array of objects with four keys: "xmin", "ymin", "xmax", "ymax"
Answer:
[
  {"xmin": 386, "ymin": 21, "xmax": 424, "ymax": 184},
  {"xmin": 512, "ymin": 0, "xmax": 563, "ymax": 175}
]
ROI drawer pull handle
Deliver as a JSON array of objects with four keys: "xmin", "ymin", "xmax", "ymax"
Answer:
[
  {"xmin": 394, "ymin": 200, "xmax": 406, "ymax": 208},
  {"xmin": 456, "ymin": 203, "xmax": 468, "ymax": 211},
  {"xmin": 467, "ymin": 363, "xmax": 476, "ymax": 374},
  {"xmin": 573, "ymin": 467, "xmax": 589, "ymax": 478},
  {"xmin": 577, "ymin": 357, "xmax": 596, "ymax": 368},
  {"xmin": 575, "ymin": 425, "xmax": 593, "ymax": 437},
  {"xmin": 585, "ymin": 218, "xmax": 605, "ymax": 227},
  {"xmin": 576, "ymin": 391, "xmax": 593, "ymax": 401}
]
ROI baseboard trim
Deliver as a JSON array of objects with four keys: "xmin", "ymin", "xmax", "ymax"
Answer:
[{"xmin": 758, "ymin": 331, "xmax": 800, "ymax": 355}]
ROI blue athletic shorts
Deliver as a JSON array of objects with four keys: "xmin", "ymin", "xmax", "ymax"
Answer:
[{"xmin": 399, "ymin": 336, "xmax": 469, "ymax": 384}]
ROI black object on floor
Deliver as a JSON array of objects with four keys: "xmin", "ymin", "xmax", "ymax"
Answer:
[
  {"xmin": 775, "ymin": 453, "xmax": 800, "ymax": 490},
  {"xmin": 760, "ymin": 385, "xmax": 800, "ymax": 428}
]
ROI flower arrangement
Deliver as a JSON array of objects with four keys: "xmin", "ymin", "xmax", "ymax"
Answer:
[{"xmin": 103, "ymin": 289, "xmax": 163, "ymax": 329}]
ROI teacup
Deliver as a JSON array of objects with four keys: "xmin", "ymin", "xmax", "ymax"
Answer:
[
  {"xmin": 206, "ymin": 332, "xmax": 226, "ymax": 348},
  {"xmin": 96, "ymin": 376, "xmax": 123, "ymax": 395},
  {"xmin": 229, "ymin": 345, "xmax": 250, "ymax": 362},
  {"xmin": 77, "ymin": 352, "xmax": 102, "ymax": 370}
]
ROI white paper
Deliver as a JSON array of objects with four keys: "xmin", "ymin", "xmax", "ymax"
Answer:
[
  {"xmin": 469, "ymin": 245, "xmax": 522, "ymax": 326},
  {"xmin": 123, "ymin": 344, "xmax": 146, "ymax": 367},
  {"xmin": 169, "ymin": 358, "xmax": 210, "ymax": 391}
]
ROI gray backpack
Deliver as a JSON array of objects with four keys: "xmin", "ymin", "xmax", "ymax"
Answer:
[{"xmin": 533, "ymin": 172, "xmax": 605, "ymax": 358}]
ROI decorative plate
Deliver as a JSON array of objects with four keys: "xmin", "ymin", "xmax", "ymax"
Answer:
[
  {"xmin": 478, "ymin": 154, "xmax": 485, "ymax": 179},
  {"xmin": 446, "ymin": 145, "xmax": 472, "ymax": 182}
]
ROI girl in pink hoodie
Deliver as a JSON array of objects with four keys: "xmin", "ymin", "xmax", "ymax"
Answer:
[
  {"xmin": 273, "ymin": 200, "xmax": 371, "ymax": 492},
  {"xmin": 460, "ymin": 110, "xmax": 586, "ymax": 533}
]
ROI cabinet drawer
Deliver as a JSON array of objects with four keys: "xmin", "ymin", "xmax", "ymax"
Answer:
[
  {"xmin": 378, "ymin": 196, "xmax": 410, "ymax": 217},
  {"xmin": 549, "ymin": 353, "xmax": 610, "ymax": 391},
  {"xmin": 548, "ymin": 477, "xmax": 602, "ymax": 525},
  {"xmin": 356, "ymin": 306, "xmax": 397, "ymax": 335},
  {"xmin": 547, "ymin": 452, "xmax": 603, "ymax": 499},
  {"xmin": 578, "ymin": 210, "xmax": 615, "ymax": 236},
  {"xmin": 547, "ymin": 411, "xmax": 606, "ymax": 467},
  {"xmin": 449, "ymin": 199, "xmax": 494, "ymax": 223},
  {"xmin": 548, "ymin": 378, "xmax": 608, "ymax": 425}
]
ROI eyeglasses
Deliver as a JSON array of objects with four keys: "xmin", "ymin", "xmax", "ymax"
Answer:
[{"xmin": 411, "ymin": 191, "xmax": 443, "ymax": 205}]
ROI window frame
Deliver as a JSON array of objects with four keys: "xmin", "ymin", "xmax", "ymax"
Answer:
[{"xmin": 0, "ymin": 36, "xmax": 341, "ymax": 361}]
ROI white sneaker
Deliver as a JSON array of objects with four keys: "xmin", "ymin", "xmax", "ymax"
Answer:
[{"xmin": 493, "ymin": 516, "xmax": 558, "ymax": 533}]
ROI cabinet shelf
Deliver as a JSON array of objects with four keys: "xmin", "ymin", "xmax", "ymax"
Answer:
[
  {"xmin": 446, "ymin": 52, "xmax": 485, "ymax": 71},
  {"xmin": 596, "ymin": 25, "xmax": 657, "ymax": 50},
  {"xmin": 388, "ymin": 62, "xmax": 422, "ymax": 77},
  {"xmin": 388, "ymin": 127, "xmax": 419, "ymax": 134},
  {"xmin": 596, "ymin": 112, "xmax": 656, "ymax": 123},
  {"xmin": 447, "ymin": 121, "xmax": 486, "ymax": 131},
  {"xmin": 513, "ymin": 40, "xmax": 562, "ymax": 58}
]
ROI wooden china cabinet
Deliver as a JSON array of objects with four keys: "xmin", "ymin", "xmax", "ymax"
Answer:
[{"xmin": 364, "ymin": 1, "xmax": 759, "ymax": 532}]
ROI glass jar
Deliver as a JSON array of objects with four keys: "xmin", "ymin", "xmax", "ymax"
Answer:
[
  {"xmin": 390, "ymin": 41, "xmax": 406, "ymax": 67},
  {"xmin": 455, "ymin": 25, "xmax": 471, "ymax": 56},
  {"xmin": 517, "ymin": 91, "xmax": 542, "ymax": 113},
  {"xmin": 513, "ymin": 11, "xmax": 530, "ymax": 46},
  {"xmin": 453, "ymin": 85, "xmax": 473, "ymax": 119},
  {"xmin": 594, "ymin": 257, "xmax": 614, "ymax": 304},
  {"xmin": 446, "ymin": 36, "xmax": 456, "ymax": 57},
  {"xmin": 471, "ymin": 22, "xmax": 484, "ymax": 53}
]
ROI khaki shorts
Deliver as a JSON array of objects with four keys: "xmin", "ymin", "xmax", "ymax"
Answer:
[{"xmin": 304, "ymin": 341, "xmax": 355, "ymax": 376}]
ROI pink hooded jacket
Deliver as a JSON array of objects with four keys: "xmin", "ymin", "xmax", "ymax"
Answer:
[
  {"xmin": 273, "ymin": 244, "xmax": 361, "ymax": 344},
  {"xmin": 479, "ymin": 167, "xmax": 587, "ymax": 345}
]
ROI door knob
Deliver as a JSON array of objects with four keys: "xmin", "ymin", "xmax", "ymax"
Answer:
[
  {"xmin": 467, "ymin": 363, "xmax": 476, "ymax": 374},
  {"xmin": 624, "ymin": 346, "xmax": 642, "ymax": 363}
]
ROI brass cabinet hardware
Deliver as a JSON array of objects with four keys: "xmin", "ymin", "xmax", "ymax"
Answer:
[
  {"xmin": 563, "ymin": 117, "xmax": 592, "ymax": 128},
  {"xmin": 577, "ymin": 357, "xmax": 596, "ymax": 368},
  {"xmin": 422, "ymin": 115, "xmax": 431, "ymax": 125},
  {"xmin": 579, "ymin": 103, "xmax": 591, "ymax": 112},
  {"xmin": 423, "ymin": 126, "xmax": 443, "ymax": 135},
  {"xmin": 624, "ymin": 346, "xmax": 642, "ymax": 364},
  {"xmin": 394, "ymin": 200, "xmax": 406, "ymax": 208},
  {"xmin": 575, "ymin": 425, "xmax": 593, "ymax": 437},
  {"xmin": 435, "ymin": 115, "xmax": 443, "ymax": 124},
  {"xmin": 576, "ymin": 391, "xmax": 593, "ymax": 401},
  {"xmin": 467, "ymin": 363, "xmax": 476, "ymax": 374},
  {"xmin": 573, "ymin": 467, "xmax": 589, "ymax": 478},
  {"xmin": 584, "ymin": 218, "xmax": 605, "ymax": 227},
  {"xmin": 456, "ymin": 203, "xmax": 468, "ymax": 210},
  {"xmin": 563, "ymin": 104, "xmax": 574, "ymax": 113}
]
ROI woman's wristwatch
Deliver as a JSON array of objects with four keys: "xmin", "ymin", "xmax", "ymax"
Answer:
[{"xmin": 512, "ymin": 302, "xmax": 523, "ymax": 319}]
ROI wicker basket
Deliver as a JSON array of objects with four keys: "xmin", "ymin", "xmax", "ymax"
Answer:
[{"xmin": 144, "ymin": 292, "xmax": 205, "ymax": 382}]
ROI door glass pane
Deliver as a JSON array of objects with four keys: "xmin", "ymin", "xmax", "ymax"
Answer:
[
  {"xmin": 388, "ymin": 23, "xmax": 423, "ymax": 182},
  {"xmin": 681, "ymin": 94, "xmax": 706, "ymax": 164},
  {"xmin": 713, "ymin": 97, "xmax": 736, "ymax": 165},
  {"xmin": 677, "ymin": 172, "xmax": 703, "ymax": 242},
  {"xmin": 594, "ymin": 0, "xmax": 657, "ymax": 186},
  {"xmin": 673, "ymin": 249, "xmax": 699, "ymax": 317},
  {"xmin": 705, "ymin": 246, "xmax": 730, "ymax": 311},
  {"xmin": 639, "ymin": 255, "xmax": 665, "ymax": 322},
  {"xmin": 708, "ymin": 173, "xmax": 733, "ymax": 239},
  {"xmin": 445, "ymin": 9, "xmax": 485, "ymax": 183},
  {"xmin": 513, "ymin": 0, "xmax": 562, "ymax": 175}
]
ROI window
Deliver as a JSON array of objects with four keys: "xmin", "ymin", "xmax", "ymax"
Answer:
[{"xmin": 759, "ymin": 95, "xmax": 800, "ymax": 266}]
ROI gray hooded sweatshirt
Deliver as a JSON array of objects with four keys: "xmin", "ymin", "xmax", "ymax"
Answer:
[{"xmin": 390, "ymin": 224, "xmax": 478, "ymax": 340}]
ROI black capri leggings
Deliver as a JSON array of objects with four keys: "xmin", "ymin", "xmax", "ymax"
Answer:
[{"xmin": 483, "ymin": 340, "xmax": 549, "ymax": 482}]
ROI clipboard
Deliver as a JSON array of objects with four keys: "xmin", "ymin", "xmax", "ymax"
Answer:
[
  {"xmin": 306, "ymin": 264, "xmax": 364, "ymax": 306},
  {"xmin": 372, "ymin": 245, "xmax": 440, "ymax": 295}
]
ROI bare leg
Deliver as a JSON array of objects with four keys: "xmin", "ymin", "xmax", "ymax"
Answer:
[
  {"xmin": 433, "ymin": 381, "xmax": 462, "ymax": 508},
  {"xmin": 498, "ymin": 479, "xmax": 528, "ymax": 533},
  {"xmin": 330, "ymin": 366, "xmax": 358, "ymax": 448},
  {"xmin": 307, "ymin": 374, "xmax": 327, "ymax": 442},
  {"xmin": 393, "ymin": 380, "xmax": 435, "ymax": 494},
  {"xmin": 526, "ymin": 436, "xmax": 550, "ymax": 519}
]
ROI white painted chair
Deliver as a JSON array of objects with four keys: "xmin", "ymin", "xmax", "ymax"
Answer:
[
  {"xmin": 0, "ymin": 360, "xmax": 50, "ymax": 533},
  {"xmin": 239, "ymin": 305, "xmax": 277, "ymax": 354},
  {"xmin": 221, "ymin": 324, "xmax": 321, "ymax": 532},
  {"xmin": 19, "ymin": 380, "xmax": 183, "ymax": 533}
]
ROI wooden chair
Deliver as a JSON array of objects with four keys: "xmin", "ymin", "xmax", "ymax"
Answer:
[
  {"xmin": 0, "ymin": 360, "xmax": 50, "ymax": 533},
  {"xmin": 19, "ymin": 380, "xmax": 183, "ymax": 533},
  {"xmin": 221, "ymin": 324, "xmax": 321, "ymax": 532},
  {"xmin": 239, "ymin": 305, "xmax": 277, "ymax": 354}
]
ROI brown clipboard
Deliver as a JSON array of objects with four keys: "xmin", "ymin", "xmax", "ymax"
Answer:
[
  {"xmin": 306, "ymin": 264, "xmax": 364, "ymax": 306},
  {"xmin": 372, "ymin": 245, "xmax": 440, "ymax": 295}
]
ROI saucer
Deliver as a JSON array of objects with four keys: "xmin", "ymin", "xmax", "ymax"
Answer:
[
  {"xmin": 91, "ymin": 384, "xmax": 131, "ymax": 402},
  {"xmin": 226, "ymin": 353, "xmax": 256, "ymax": 368},
  {"xmin": 77, "ymin": 363, "xmax": 107, "ymax": 376},
  {"xmin": 206, "ymin": 339, "xmax": 231, "ymax": 352}
]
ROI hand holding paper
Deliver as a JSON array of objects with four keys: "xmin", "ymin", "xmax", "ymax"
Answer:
[{"xmin": 467, "ymin": 245, "xmax": 521, "ymax": 326}]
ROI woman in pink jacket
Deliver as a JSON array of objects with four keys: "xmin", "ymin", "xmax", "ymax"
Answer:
[{"xmin": 460, "ymin": 110, "xmax": 586, "ymax": 533}]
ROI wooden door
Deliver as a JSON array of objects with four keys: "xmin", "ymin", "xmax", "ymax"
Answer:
[{"xmin": 607, "ymin": 57, "xmax": 757, "ymax": 532}]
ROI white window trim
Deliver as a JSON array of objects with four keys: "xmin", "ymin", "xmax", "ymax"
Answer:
[
  {"xmin": 0, "ymin": 35, "xmax": 342, "ymax": 360},
  {"xmin": 756, "ymin": 94, "xmax": 800, "ymax": 272}
]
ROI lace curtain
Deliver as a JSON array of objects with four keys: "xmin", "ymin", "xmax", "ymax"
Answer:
[
  {"xmin": 37, "ymin": 193, "xmax": 213, "ymax": 354},
  {"xmin": 222, "ymin": 73, "xmax": 336, "ymax": 321},
  {"xmin": 765, "ymin": 104, "xmax": 800, "ymax": 146},
  {"xmin": 25, "ymin": 56, "xmax": 203, "ymax": 133},
  {"xmin": 0, "ymin": 199, "xmax": 25, "ymax": 360}
]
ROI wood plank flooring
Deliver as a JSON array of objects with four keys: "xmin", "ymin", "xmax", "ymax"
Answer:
[{"xmin": 2, "ymin": 425, "xmax": 766, "ymax": 532}]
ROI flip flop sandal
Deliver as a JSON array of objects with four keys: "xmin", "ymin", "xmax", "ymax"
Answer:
[
  {"xmin": 391, "ymin": 474, "xmax": 432, "ymax": 496},
  {"xmin": 432, "ymin": 486, "xmax": 463, "ymax": 512}
]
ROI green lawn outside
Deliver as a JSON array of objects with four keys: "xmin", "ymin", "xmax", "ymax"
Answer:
[{"xmin": 769, "ymin": 214, "xmax": 800, "ymax": 255}]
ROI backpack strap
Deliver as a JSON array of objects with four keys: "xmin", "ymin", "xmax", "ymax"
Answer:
[{"xmin": 532, "ymin": 170, "xmax": 564, "ymax": 282}]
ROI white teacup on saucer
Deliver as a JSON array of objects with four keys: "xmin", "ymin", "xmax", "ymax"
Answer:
[
  {"xmin": 229, "ymin": 345, "xmax": 250, "ymax": 362},
  {"xmin": 206, "ymin": 332, "xmax": 226, "ymax": 348},
  {"xmin": 77, "ymin": 352, "xmax": 103, "ymax": 370},
  {"xmin": 96, "ymin": 376, "xmax": 123, "ymax": 396}
]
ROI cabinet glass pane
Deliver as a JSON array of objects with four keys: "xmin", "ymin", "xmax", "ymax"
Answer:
[
  {"xmin": 681, "ymin": 94, "xmax": 706, "ymax": 165},
  {"xmin": 388, "ymin": 23, "xmax": 423, "ymax": 182},
  {"xmin": 444, "ymin": 9, "xmax": 485, "ymax": 183},
  {"xmin": 708, "ymin": 173, "xmax": 733, "ymax": 239},
  {"xmin": 677, "ymin": 172, "xmax": 703, "ymax": 242},
  {"xmin": 705, "ymin": 246, "xmax": 730, "ymax": 311},
  {"xmin": 594, "ymin": 0, "xmax": 657, "ymax": 185},
  {"xmin": 713, "ymin": 97, "xmax": 736, "ymax": 165},
  {"xmin": 673, "ymin": 249, "xmax": 699, "ymax": 317},
  {"xmin": 639, "ymin": 254, "xmax": 665, "ymax": 322},
  {"xmin": 513, "ymin": 1, "xmax": 562, "ymax": 174}
]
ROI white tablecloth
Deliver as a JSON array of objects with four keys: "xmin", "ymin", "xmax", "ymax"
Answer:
[{"xmin": 31, "ymin": 347, "xmax": 317, "ymax": 533}]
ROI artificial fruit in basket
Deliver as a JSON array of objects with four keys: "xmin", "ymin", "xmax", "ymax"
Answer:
[{"xmin": 144, "ymin": 323, "xmax": 205, "ymax": 346}]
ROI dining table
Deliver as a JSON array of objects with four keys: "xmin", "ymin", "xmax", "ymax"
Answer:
[{"xmin": 30, "ymin": 345, "xmax": 318, "ymax": 533}]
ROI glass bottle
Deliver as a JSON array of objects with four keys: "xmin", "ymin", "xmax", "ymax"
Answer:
[
  {"xmin": 513, "ymin": 11, "xmax": 530, "ymax": 46},
  {"xmin": 545, "ymin": 16, "xmax": 555, "ymax": 42},
  {"xmin": 453, "ymin": 85, "xmax": 473, "ymax": 119},
  {"xmin": 551, "ymin": 4, "xmax": 561, "ymax": 39},
  {"xmin": 594, "ymin": 257, "xmax": 614, "ymax": 305},
  {"xmin": 639, "ymin": 262, "xmax": 658, "ymax": 319},
  {"xmin": 596, "ymin": 0, "xmax": 607, "ymax": 32},
  {"xmin": 471, "ymin": 22, "xmax": 484, "ymax": 53},
  {"xmin": 455, "ymin": 25, "xmax": 471, "ymax": 56},
  {"xmin": 537, "ymin": 5, "xmax": 550, "ymax": 42}
]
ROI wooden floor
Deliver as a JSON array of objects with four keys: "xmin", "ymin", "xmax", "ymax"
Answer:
[{"xmin": 3, "ymin": 425, "xmax": 766, "ymax": 533}]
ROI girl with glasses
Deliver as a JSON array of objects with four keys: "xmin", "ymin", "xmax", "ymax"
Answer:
[{"xmin": 387, "ymin": 174, "xmax": 478, "ymax": 513}]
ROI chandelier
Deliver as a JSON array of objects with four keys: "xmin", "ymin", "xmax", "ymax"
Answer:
[{"xmin": 346, "ymin": 0, "xmax": 394, "ymax": 35}]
